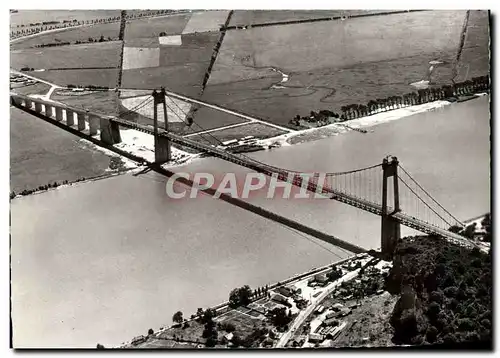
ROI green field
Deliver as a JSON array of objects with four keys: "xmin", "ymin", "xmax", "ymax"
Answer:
[
  {"xmin": 229, "ymin": 10, "xmax": 398, "ymax": 27},
  {"xmin": 28, "ymin": 68, "xmax": 120, "ymax": 88},
  {"xmin": 11, "ymin": 42, "xmax": 121, "ymax": 70},
  {"xmin": 10, "ymin": 22, "xmax": 121, "ymax": 50},
  {"xmin": 200, "ymin": 10, "xmax": 489, "ymax": 126},
  {"xmin": 121, "ymin": 32, "xmax": 220, "ymax": 97},
  {"xmin": 124, "ymin": 14, "xmax": 191, "ymax": 40},
  {"xmin": 10, "ymin": 107, "xmax": 113, "ymax": 193},
  {"xmin": 187, "ymin": 122, "xmax": 287, "ymax": 145},
  {"xmin": 51, "ymin": 90, "xmax": 120, "ymax": 116},
  {"xmin": 11, "ymin": 82, "xmax": 51, "ymax": 96},
  {"xmin": 455, "ymin": 10, "xmax": 490, "ymax": 82},
  {"xmin": 10, "ymin": 10, "xmax": 121, "ymax": 28}
]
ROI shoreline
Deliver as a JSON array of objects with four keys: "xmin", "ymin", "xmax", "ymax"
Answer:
[{"xmin": 10, "ymin": 91, "xmax": 488, "ymax": 201}]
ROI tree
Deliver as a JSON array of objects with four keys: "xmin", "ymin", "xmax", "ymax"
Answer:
[
  {"xmin": 229, "ymin": 285, "xmax": 252, "ymax": 308},
  {"xmin": 201, "ymin": 309, "xmax": 215, "ymax": 325},
  {"xmin": 196, "ymin": 308, "xmax": 204, "ymax": 318},
  {"xmin": 172, "ymin": 311, "xmax": 183, "ymax": 325},
  {"xmin": 148, "ymin": 328, "xmax": 154, "ymax": 335},
  {"xmin": 268, "ymin": 307, "xmax": 292, "ymax": 328},
  {"xmin": 99, "ymin": 35, "xmax": 105, "ymax": 42},
  {"xmin": 96, "ymin": 343, "xmax": 105, "ymax": 349}
]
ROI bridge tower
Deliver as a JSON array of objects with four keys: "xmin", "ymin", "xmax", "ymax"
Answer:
[
  {"xmin": 381, "ymin": 156, "xmax": 401, "ymax": 259},
  {"xmin": 152, "ymin": 88, "xmax": 171, "ymax": 164}
]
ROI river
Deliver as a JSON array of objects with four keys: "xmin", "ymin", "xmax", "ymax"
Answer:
[{"xmin": 10, "ymin": 96, "xmax": 490, "ymax": 348}]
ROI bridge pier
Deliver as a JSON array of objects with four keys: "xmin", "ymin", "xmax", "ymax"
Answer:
[
  {"xmin": 66, "ymin": 110, "xmax": 75, "ymax": 126},
  {"xmin": 111, "ymin": 121, "xmax": 122, "ymax": 143},
  {"xmin": 77, "ymin": 112, "xmax": 86, "ymax": 131},
  {"xmin": 89, "ymin": 115, "xmax": 99, "ymax": 136},
  {"xmin": 45, "ymin": 104, "xmax": 53, "ymax": 118},
  {"xmin": 24, "ymin": 98, "xmax": 32, "ymax": 109},
  {"xmin": 34, "ymin": 102, "xmax": 43, "ymax": 113},
  {"xmin": 55, "ymin": 107, "xmax": 63, "ymax": 121},
  {"xmin": 100, "ymin": 117, "xmax": 122, "ymax": 145},
  {"xmin": 152, "ymin": 88, "xmax": 171, "ymax": 164},
  {"xmin": 381, "ymin": 156, "xmax": 401, "ymax": 260},
  {"xmin": 155, "ymin": 135, "xmax": 171, "ymax": 163}
]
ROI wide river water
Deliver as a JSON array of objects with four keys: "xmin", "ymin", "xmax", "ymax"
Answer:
[{"xmin": 11, "ymin": 96, "xmax": 490, "ymax": 348}]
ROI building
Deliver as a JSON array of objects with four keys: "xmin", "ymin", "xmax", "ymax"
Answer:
[
  {"xmin": 276, "ymin": 286, "xmax": 294, "ymax": 297},
  {"xmin": 315, "ymin": 305, "xmax": 325, "ymax": 314},
  {"xmin": 131, "ymin": 335, "xmax": 147, "ymax": 346},
  {"xmin": 271, "ymin": 293, "xmax": 289, "ymax": 305},
  {"xmin": 308, "ymin": 333, "xmax": 325, "ymax": 343},
  {"xmin": 323, "ymin": 317, "xmax": 339, "ymax": 327}
]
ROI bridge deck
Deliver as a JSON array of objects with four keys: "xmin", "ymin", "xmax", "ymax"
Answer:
[{"xmin": 10, "ymin": 92, "xmax": 482, "ymax": 252}]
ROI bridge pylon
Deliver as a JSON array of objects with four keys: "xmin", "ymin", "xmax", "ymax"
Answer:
[
  {"xmin": 381, "ymin": 156, "xmax": 401, "ymax": 259},
  {"xmin": 152, "ymin": 88, "xmax": 171, "ymax": 164}
]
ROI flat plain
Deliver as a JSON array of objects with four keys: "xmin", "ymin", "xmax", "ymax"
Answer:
[
  {"xmin": 11, "ymin": 41, "xmax": 122, "ymax": 70},
  {"xmin": 198, "ymin": 10, "xmax": 491, "ymax": 126},
  {"xmin": 11, "ymin": 22, "xmax": 121, "ymax": 50},
  {"xmin": 10, "ymin": 107, "xmax": 113, "ymax": 193}
]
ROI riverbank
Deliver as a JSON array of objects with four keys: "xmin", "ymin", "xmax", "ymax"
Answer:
[
  {"xmin": 119, "ymin": 216, "xmax": 491, "ymax": 349},
  {"xmin": 259, "ymin": 94, "xmax": 488, "ymax": 147}
]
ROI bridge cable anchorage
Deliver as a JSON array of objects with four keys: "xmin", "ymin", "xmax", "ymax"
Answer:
[
  {"xmin": 399, "ymin": 165, "xmax": 465, "ymax": 227},
  {"xmin": 397, "ymin": 175, "xmax": 456, "ymax": 229}
]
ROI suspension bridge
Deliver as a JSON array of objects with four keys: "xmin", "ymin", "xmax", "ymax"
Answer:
[{"xmin": 10, "ymin": 88, "xmax": 482, "ymax": 258}]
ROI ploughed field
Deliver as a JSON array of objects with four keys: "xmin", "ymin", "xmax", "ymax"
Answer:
[
  {"xmin": 200, "ymin": 10, "xmax": 489, "ymax": 127},
  {"xmin": 120, "ymin": 11, "xmax": 230, "ymax": 97}
]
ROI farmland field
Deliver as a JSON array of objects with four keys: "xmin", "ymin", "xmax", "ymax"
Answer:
[
  {"xmin": 28, "ymin": 68, "xmax": 120, "ymax": 88},
  {"xmin": 455, "ymin": 10, "xmax": 490, "ymax": 82},
  {"xmin": 186, "ymin": 122, "xmax": 287, "ymax": 145},
  {"xmin": 51, "ymin": 90, "xmax": 120, "ymax": 116},
  {"xmin": 201, "ymin": 52, "xmax": 456, "ymax": 126},
  {"xmin": 10, "ymin": 82, "xmax": 51, "ymax": 96},
  {"xmin": 181, "ymin": 10, "xmax": 230, "ymax": 34},
  {"xmin": 11, "ymin": 42, "xmax": 121, "ymax": 70},
  {"xmin": 121, "ymin": 32, "xmax": 220, "ymax": 97},
  {"xmin": 200, "ymin": 10, "xmax": 489, "ymax": 126},
  {"xmin": 10, "ymin": 107, "xmax": 113, "ymax": 193},
  {"xmin": 10, "ymin": 10, "xmax": 121, "ymax": 28},
  {"xmin": 123, "ymin": 14, "xmax": 191, "ymax": 40},
  {"xmin": 229, "ymin": 10, "xmax": 399, "ymax": 27},
  {"xmin": 10, "ymin": 22, "xmax": 121, "ymax": 50},
  {"xmin": 209, "ymin": 11, "xmax": 466, "ymax": 85}
]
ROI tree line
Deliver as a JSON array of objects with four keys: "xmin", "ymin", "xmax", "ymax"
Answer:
[
  {"xmin": 10, "ymin": 179, "xmax": 79, "ymax": 199},
  {"xmin": 290, "ymin": 76, "xmax": 490, "ymax": 128},
  {"xmin": 33, "ymin": 35, "xmax": 116, "ymax": 48},
  {"xmin": 11, "ymin": 10, "xmax": 186, "ymax": 40}
]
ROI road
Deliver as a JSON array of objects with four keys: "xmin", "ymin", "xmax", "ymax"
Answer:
[{"xmin": 275, "ymin": 263, "xmax": 369, "ymax": 348}]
